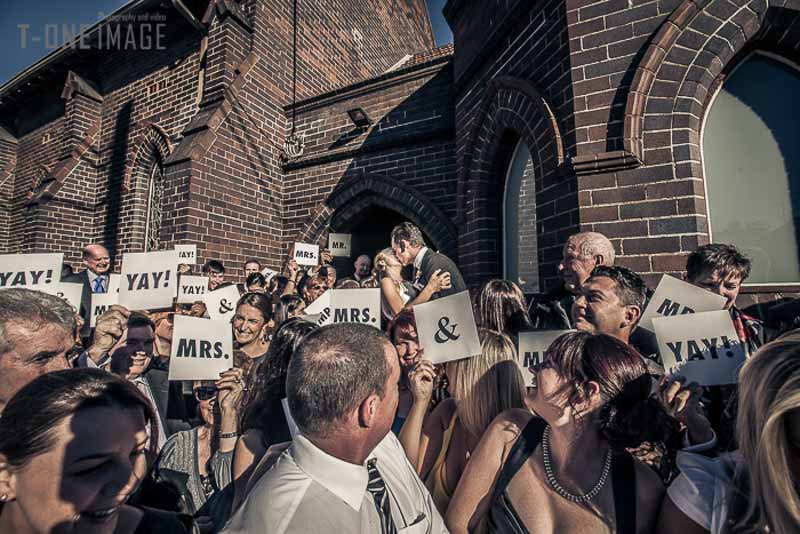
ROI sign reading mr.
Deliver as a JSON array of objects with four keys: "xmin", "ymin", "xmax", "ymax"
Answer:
[
  {"xmin": 0, "ymin": 253, "xmax": 64, "ymax": 289},
  {"xmin": 328, "ymin": 233, "xmax": 352, "ymax": 258},
  {"xmin": 639, "ymin": 274, "xmax": 727, "ymax": 331},
  {"xmin": 517, "ymin": 330, "xmax": 573, "ymax": 386},
  {"xmin": 169, "ymin": 315, "xmax": 233, "ymax": 381},
  {"xmin": 413, "ymin": 291, "xmax": 481, "ymax": 364},
  {"xmin": 118, "ymin": 250, "xmax": 180, "ymax": 310}
]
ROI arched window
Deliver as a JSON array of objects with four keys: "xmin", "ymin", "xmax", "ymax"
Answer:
[
  {"xmin": 503, "ymin": 139, "xmax": 539, "ymax": 292},
  {"xmin": 144, "ymin": 162, "xmax": 165, "ymax": 252},
  {"xmin": 702, "ymin": 53, "xmax": 800, "ymax": 283}
]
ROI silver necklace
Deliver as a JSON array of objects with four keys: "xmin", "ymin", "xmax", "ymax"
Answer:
[{"xmin": 541, "ymin": 425, "xmax": 612, "ymax": 503}]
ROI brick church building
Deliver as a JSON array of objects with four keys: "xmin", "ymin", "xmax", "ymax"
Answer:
[{"xmin": 1, "ymin": 0, "xmax": 798, "ymax": 307}]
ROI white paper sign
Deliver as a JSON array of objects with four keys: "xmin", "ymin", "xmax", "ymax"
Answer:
[
  {"xmin": 328, "ymin": 233, "xmax": 352, "ymax": 258},
  {"xmin": 303, "ymin": 289, "xmax": 330, "ymax": 315},
  {"xmin": 517, "ymin": 330, "xmax": 573, "ymax": 386},
  {"xmin": 282, "ymin": 398, "xmax": 299, "ymax": 438},
  {"xmin": 260, "ymin": 267, "xmax": 278, "ymax": 281},
  {"xmin": 653, "ymin": 310, "xmax": 746, "ymax": 386},
  {"xmin": 175, "ymin": 244, "xmax": 197, "ymax": 264},
  {"xmin": 177, "ymin": 275, "xmax": 208, "ymax": 304},
  {"xmin": 639, "ymin": 274, "xmax": 727, "ymax": 331},
  {"xmin": 293, "ymin": 243, "xmax": 319, "ymax": 266},
  {"xmin": 41, "ymin": 282, "xmax": 84, "ymax": 312},
  {"xmin": 315, "ymin": 288, "xmax": 381, "ymax": 328},
  {"xmin": 0, "ymin": 253, "xmax": 64, "ymax": 289},
  {"xmin": 90, "ymin": 292, "xmax": 120, "ymax": 327},
  {"xmin": 413, "ymin": 291, "xmax": 481, "ymax": 364},
  {"xmin": 118, "ymin": 251, "xmax": 180, "ymax": 310},
  {"xmin": 107, "ymin": 273, "xmax": 121, "ymax": 294},
  {"xmin": 203, "ymin": 284, "xmax": 241, "ymax": 321},
  {"xmin": 169, "ymin": 315, "xmax": 233, "ymax": 380}
]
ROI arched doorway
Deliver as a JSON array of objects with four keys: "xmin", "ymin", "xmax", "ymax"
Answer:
[{"xmin": 330, "ymin": 204, "xmax": 434, "ymax": 279}]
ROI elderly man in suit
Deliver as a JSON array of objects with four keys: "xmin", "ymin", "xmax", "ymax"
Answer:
[
  {"xmin": 390, "ymin": 222, "xmax": 466, "ymax": 300},
  {"xmin": 66, "ymin": 244, "xmax": 111, "ymax": 340}
]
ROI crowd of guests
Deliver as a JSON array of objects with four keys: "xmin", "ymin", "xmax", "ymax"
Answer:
[{"xmin": 0, "ymin": 221, "xmax": 798, "ymax": 533}]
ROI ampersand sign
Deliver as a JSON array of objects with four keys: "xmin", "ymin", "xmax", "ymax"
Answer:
[
  {"xmin": 434, "ymin": 316, "xmax": 460, "ymax": 344},
  {"xmin": 219, "ymin": 298, "xmax": 233, "ymax": 315}
]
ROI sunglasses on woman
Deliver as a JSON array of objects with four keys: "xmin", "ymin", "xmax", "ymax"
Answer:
[{"xmin": 194, "ymin": 386, "xmax": 217, "ymax": 401}]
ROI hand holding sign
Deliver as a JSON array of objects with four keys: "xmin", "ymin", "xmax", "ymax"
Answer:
[
  {"xmin": 169, "ymin": 315, "xmax": 234, "ymax": 380},
  {"xmin": 653, "ymin": 310, "xmax": 746, "ymax": 386},
  {"xmin": 639, "ymin": 274, "xmax": 727, "ymax": 331},
  {"xmin": 413, "ymin": 291, "xmax": 481, "ymax": 364}
]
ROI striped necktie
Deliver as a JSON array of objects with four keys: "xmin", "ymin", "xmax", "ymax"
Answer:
[{"xmin": 366, "ymin": 458, "xmax": 397, "ymax": 534}]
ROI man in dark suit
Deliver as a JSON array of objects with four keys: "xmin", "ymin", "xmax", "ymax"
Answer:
[
  {"xmin": 109, "ymin": 313, "xmax": 190, "ymax": 446},
  {"xmin": 66, "ymin": 243, "xmax": 112, "ymax": 340},
  {"xmin": 390, "ymin": 222, "xmax": 466, "ymax": 300}
]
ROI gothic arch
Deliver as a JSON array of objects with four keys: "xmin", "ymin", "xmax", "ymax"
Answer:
[
  {"xmin": 456, "ymin": 76, "xmax": 568, "ymax": 285},
  {"xmin": 623, "ymin": 0, "xmax": 800, "ymax": 163},
  {"xmin": 295, "ymin": 173, "xmax": 459, "ymax": 258},
  {"xmin": 117, "ymin": 124, "xmax": 174, "ymax": 253}
]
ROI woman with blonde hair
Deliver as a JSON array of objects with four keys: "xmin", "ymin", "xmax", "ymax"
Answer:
[
  {"xmin": 399, "ymin": 329, "xmax": 526, "ymax": 520},
  {"xmin": 658, "ymin": 330, "xmax": 800, "ymax": 534},
  {"xmin": 374, "ymin": 247, "xmax": 450, "ymax": 320},
  {"xmin": 475, "ymin": 279, "xmax": 533, "ymax": 343}
]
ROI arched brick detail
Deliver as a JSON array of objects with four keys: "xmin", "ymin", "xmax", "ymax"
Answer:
[
  {"xmin": 116, "ymin": 125, "xmax": 173, "ymax": 255},
  {"xmin": 456, "ymin": 76, "xmax": 570, "ymax": 288},
  {"xmin": 293, "ymin": 173, "xmax": 459, "ymax": 258},
  {"xmin": 624, "ymin": 0, "xmax": 800, "ymax": 162}
]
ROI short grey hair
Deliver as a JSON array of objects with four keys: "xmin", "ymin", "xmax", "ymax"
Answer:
[
  {"xmin": 0, "ymin": 288, "xmax": 77, "ymax": 356},
  {"xmin": 390, "ymin": 222, "xmax": 426, "ymax": 248},
  {"xmin": 569, "ymin": 232, "xmax": 615, "ymax": 265},
  {"xmin": 287, "ymin": 323, "xmax": 391, "ymax": 437}
]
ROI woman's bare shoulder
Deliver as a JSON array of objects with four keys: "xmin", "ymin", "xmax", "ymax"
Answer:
[{"xmin": 486, "ymin": 408, "xmax": 534, "ymax": 444}]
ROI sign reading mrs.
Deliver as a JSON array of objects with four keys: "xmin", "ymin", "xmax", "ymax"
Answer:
[
  {"xmin": 413, "ymin": 291, "xmax": 481, "ymax": 364},
  {"xmin": 169, "ymin": 315, "xmax": 233, "ymax": 381}
]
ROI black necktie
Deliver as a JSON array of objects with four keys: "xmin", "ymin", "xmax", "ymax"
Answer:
[{"xmin": 366, "ymin": 458, "xmax": 397, "ymax": 534}]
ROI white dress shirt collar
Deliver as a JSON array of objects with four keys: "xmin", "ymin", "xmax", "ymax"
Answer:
[
  {"xmin": 292, "ymin": 433, "xmax": 379, "ymax": 512},
  {"xmin": 413, "ymin": 246, "xmax": 429, "ymax": 272}
]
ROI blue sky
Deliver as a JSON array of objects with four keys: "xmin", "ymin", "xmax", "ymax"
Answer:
[{"xmin": 0, "ymin": 0, "xmax": 454, "ymax": 87}]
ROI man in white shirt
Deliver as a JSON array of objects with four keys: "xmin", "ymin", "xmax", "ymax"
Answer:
[
  {"xmin": 65, "ymin": 243, "xmax": 111, "ymax": 339},
  {"xmin": 223, "ymin": 323, "xmax": 447, "ymax": 534}
]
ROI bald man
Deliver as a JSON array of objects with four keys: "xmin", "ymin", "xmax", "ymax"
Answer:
[
  {"xmin": 65, "ymin": 244, "xmax": 112, "ymax": 339},
  {"xmin": 529, "ymin": 232, "xmax": 615, "ymax": 330}
]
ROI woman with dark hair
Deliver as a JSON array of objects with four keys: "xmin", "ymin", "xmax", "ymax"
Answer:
[
  {"xmin": 0, "ymin": 368, "xmax": 197, "ymax": 533},
  {"xmin": 446, "ymin": 331, "xmax": 680, "ymax": 534},
  {"xmin": 153, "ymin": 368, "xmax": 244, "ymax": 530},
  {"xmin": 231, "ymin": 317, "xmax": 319, "ymax": 510},
  {"xmin": 231, "ymin": 292, "xmax": 272, "ymax": 387},
  {"xmin": 475, "ymin": 279, "xmax": 533, "ymax": 343},
  {"xmin": 273, "ymin": 294, "xmax": 306, "ymax": 324}
]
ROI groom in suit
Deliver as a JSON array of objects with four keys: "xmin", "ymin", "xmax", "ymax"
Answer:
[
  {"xmin": 390, "ymin": 222, "xmax": 466, "ymax": 300},
  {"xmin": 66, "ymin": 244, "xmax": 112, "ymax": 340}
]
